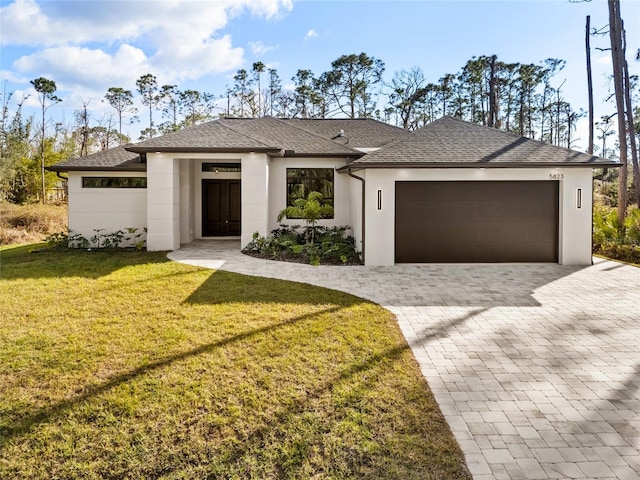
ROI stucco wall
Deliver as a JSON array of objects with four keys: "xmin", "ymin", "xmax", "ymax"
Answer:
[
  {"xmin": 268, "ymin": 157, "xmax": 353, "ymax": 234},
  {"xmin": 362, "ymin": 167, "xmax": 594, "ymax": 266},
  {"xmin": 147, "ymin": 154, "xmax": 180, "ymax": 251},
  {"xmin": 67, "ymin": 171, "xmax": 147, "ymax": 241}
]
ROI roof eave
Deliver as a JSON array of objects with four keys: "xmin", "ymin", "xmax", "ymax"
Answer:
[
  {"xmin": 125, "ymin": 146, "xmax": 282, "ymax": 154},
  {"xmin": 283, "ymin": 152, "xmax": 364, "ymax": 159},
  {"xmin": 337, "ymin": 161, "xmax": 622, "ymax": 172},
  {"xmin": 46, "ymin": 165, "xmax": 147, "ymax": 173}
]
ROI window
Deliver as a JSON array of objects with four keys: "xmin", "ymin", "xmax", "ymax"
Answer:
[
  {"xmin": 202, "ymin": 163, "xmax": 241, "ymax": 173},
  {"xmin": 82, "ymin": 177, "xmax": 147, "ymax": 188},
  {"xmin": 286, "ymin": 168, "xmax": 334, "ymax": 218}
]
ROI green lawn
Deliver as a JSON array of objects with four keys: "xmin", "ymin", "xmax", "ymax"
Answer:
[{"xmin": 0, "ymin": 245, "xmax": 470, "ymax": 479}]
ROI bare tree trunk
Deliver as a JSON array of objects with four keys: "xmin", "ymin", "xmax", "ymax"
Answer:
[
  {"xmin": 488, "ymin": 55, "xmax": 499, "ymax": 128},
  {"xmin": 41, "ymin": 104, "xmax": 46, "ymax": 204},
  {"xmin": 586, "ymin": 15, "xmax": 594, "ymax": 155},
  {"xmin": 621, "ymin": 21, "xmax": 640, "ymax": 208},
  {"xmin": 608, "ymin": 0, "xmax": 629, "ymax": 225}
]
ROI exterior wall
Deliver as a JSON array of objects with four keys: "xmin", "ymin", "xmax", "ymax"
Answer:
[
  {"xmin": 559, "ymin": 168, "xmax": 593, "ymax": 264},
  {"xmin": 67, "ymin": 171, "xmax": 147, "ymax": 240},
  {"xmin": 179, "ymin": 160, "xmax": 195, "ymax": 244},
  {"xmin": 147, "ymin": 154, "xmax": 180, "ymax": 251},
  {"xmin": 268, "ymin": 157, "xmax": 353, "ymax": 233},
  {"xmin": 362, "ymin": 167, "xmax": 594, "ymax": 266},
  {"xmin": 147, "ymin": 153, "xmax": 270, "ymax": 250},
  {"xmin": 241, "ymin": 153, "xmax": 270, "ymax": 248}
]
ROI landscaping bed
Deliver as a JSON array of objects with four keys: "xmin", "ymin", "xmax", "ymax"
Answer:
[{"xmin": 243, "ymin": 225, "xmax": 363, "ymax": 265}]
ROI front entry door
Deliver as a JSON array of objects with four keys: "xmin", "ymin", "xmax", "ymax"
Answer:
[{"xmin": 202, "ymin": 179, "xmax": 241, "ymax": 236}]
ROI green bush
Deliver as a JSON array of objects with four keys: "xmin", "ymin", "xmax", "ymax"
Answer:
[
  {"xmin": 593, "ymin": 206, "xmax": 640, "ymax": 264},
  {"xmin": 45, "ymin": 228, "xmax": 147, "ymax": 251},
  {"xmin": 243, "ymin": 225, "xmax": 361, "ymax": 265}
]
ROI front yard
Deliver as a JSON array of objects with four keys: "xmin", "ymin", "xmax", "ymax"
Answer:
[{"xmin": 0, "ymin": 246, "xmax": 470, "ymax": 479}]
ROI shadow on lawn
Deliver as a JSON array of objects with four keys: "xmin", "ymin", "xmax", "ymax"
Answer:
[
  {"xmin": 0, "ymin": 245, "xmax": 171, "ymax": 280},
  {"xmin": 1, "ymin": 306, "xmax": 475, "ymax": 478},
  {"xmin": 199, "ymin": 308, "xmax": 475, "ymax": 479},
  {"xmin": 184, "ymin": 270, "xmax": 366, "ymax": 306},
  {"xmin": 0, "ymin": 304, "xmax": 344, "ymax": 446}
]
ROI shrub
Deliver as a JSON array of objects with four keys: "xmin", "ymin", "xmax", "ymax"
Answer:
[
  {"xmin": 0, "ymin": 202, "xmax": 67, "ymax": 245},
  {"xmin": 243, "ymin": 225, "xmax": 361, "ymax": 265},
  {"xmin": 593, "ymin": 206, "xmax": 640, "ymax": 264},
  {"xmin": 45, "ymin": 228, "xmax": 147, "ymax": 251}
]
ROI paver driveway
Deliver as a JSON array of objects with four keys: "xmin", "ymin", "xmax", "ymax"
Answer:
[{"xmin": 169, "ymin": 240, "xmax": 640, "ymax": 480}]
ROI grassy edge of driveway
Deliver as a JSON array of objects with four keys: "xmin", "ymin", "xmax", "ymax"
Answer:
[{"xmin": 0, "ymin": 245, "xmax": 471, "ymax": 479}]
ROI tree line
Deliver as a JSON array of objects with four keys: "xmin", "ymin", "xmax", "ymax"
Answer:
[{"xmin": 1, "ymin": 46, "xmax": 638, "ymax": 205}]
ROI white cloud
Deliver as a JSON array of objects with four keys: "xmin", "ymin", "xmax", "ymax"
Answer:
[
  {"xmin": 304, "ymin": 29, "xmax": 319, "ymax": 41},
  {"xmin": 1, "ymin": 0, "xmax": 293, "ymax": 88},
  {"xmin": 595, "ymin": 55, "xmax": 612, "ymax": 65},
  {"xmin": 0, "ymin": 0, "xmax": 293, "ymax": 47},
  {"xmin": 248, "ymin": 41, "xmax": 276, "ymax": 56},
  {"xmin": 14, "ymin": 44, "xmax": 150, "ymax": 91}
]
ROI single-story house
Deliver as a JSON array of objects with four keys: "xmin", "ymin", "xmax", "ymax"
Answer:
[{"xmin": 49, "ymin": 115, "xmax": 618, "ymax": 265}]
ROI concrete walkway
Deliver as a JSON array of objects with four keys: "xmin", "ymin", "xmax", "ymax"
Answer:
[{"xmin": 168, "ymin": 240, "xmax": 640, "ymax": 480}]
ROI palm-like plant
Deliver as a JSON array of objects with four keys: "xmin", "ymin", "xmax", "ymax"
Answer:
[{"xmin": 277, "ymin": 191, "xmax": 333, "ymax": 244}]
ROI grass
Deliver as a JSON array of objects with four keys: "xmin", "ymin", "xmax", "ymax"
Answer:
[
  {"xmin": 0, "ymin": 202, "xmax": 68, "ymax": 245},
  {"xmin": 0, "ymin": 245, "xmax": 471, "ymax": 479}
]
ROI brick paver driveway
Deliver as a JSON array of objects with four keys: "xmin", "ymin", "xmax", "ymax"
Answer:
[{"xmin": 169, "ymin": 240, "xmax": 640, "ymax": 480}]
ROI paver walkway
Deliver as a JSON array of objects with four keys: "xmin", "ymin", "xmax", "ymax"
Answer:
[{"xmin": 168, "ymin": 240, "xmax": 640, "ymax": 480}]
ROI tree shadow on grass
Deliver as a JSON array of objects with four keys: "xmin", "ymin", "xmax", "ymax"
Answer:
[
  {"xmin": 0, "ymin": 304, "xmax": 344, "ymax": 447},
  {"xmin": 0, "ymin": 246, "xmax": 172, "ymax": 280},
  {"xmin": 184, "ymin": 270, "xmax": 367, "ymax": 306},
  {"xmin": 195, "ymin": 308, "xmax": 476, "ymax": 479}
]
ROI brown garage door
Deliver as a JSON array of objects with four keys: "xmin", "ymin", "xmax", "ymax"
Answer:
[{"xmin": 395, "ymin": 181, "xmax": 559, "ymax": 263}]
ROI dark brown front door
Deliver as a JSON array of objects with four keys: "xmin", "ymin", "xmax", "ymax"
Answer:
[
  {"xmin": 395, "ymin": 181, "xmax": 559, "ymax": 263},
  {"xmin": 202, "ymin": 179, "xmax": 241, "ymax": 236}
]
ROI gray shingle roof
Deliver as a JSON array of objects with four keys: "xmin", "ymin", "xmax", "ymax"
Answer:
[
  {"xmin": 47, "ymin": 146, "xmax": 145, "ymax": 172},
  {"xmin": 127, "ymin": 117, "xmax": 367, "ymax": 156},
  {"xmin": 281, "ymin": 118, "xmax": 411, "ymax": 149},
  {"xmin": 345, "ymin": 116, "xmax": 619, "ymax": 169}
]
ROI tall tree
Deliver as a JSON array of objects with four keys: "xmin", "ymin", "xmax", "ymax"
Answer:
[
  {"xmin": 232, "ymin": 69, "xmax": 253, "ymax": 117},
  {"xmin": 320, "ymin": 53, "xmax": 385, "ymax": 118},
  {"xmin": 293, "ymin": 69, "xmax": 319, "ymax": 118},
  {"xmin": 252, "ymin": 61, "xmax": 266, "ymax": 116},
  {"xmin": 136, "ymin": 73, "xmax": 159, "ymax": 139},
  {"xmin": 621, "ymin": 22, "xmax": 639, "ymax": 207},
  {"xmin": 104, "ymin": 87, "xmax": 136, "ymax": 144},
  {"xmin": 388, "ymin": 66, "xmax": 428, "ymax": 129},
  {"xmin": 158, "ymin": 84, "xmax": 181, "ymax": 133},
  {"xmin": 30, "ymin": 76, "xmax": 60, "ymax": 204},
  {"xmin": 179, "ymin": 90, "xmax": 216, "ymax": 126},
  {"xmin": 608, "ymin": 0, "xmax": 630, "ymax": 222},
  {"xmin": 586, "ymin": 15, "xmax": 595, "ymax": 155},
  {"xmin": 267, "ymin": 68, "xmax": 281, "ymax": 116},
  {"xmin": 74, "ymin": 101, "xmax": 91, "ymax": 156}
]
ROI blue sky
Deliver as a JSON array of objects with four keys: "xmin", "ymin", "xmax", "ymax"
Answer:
[{"xmin": 1, "ymin": 0, "xmax": 639, "ymax": 150}]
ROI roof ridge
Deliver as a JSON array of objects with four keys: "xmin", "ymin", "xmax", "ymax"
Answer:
[
  {"xmin": 271, "ymin": 116, "xmax": 359, "ymax": 152},
  {"xmin": 428, "ymin": 116, "xmax": 596, "ymax": 157},
  {"xmin": 216, "ymin": 118, "xmax": 277, "ymax": 148}
]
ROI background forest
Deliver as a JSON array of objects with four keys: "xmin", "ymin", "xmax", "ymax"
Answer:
[{"xmin": 2, "ymin": 51, "xmax": 637, "ymax": 203}]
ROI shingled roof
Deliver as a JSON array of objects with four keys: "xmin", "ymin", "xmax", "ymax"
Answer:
[
  {"xmin": 281, "ymin": 118, "xmax": 411, "ymax": 149},
  {"xmin": 125, "ymin": 117, "xmax": 383, "ymax": 156},
  {"xmin": 48, "ymin": 146, "xmax": 145, "ymax": 172},
  {"xmin": 343, "ymin": 116, "xmax": 619, "ymax": 170}
]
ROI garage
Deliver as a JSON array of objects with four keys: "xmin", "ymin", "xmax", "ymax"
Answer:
[{"xmin": 395, "ymin": 180, "xmax": 559, "ymax": 263}]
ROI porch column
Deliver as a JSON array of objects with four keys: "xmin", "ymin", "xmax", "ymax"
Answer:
[
  {"xmin": 147, "ymin": 155, "xmax": 180, "ymax": 251},
  {"xmin": 241, "ymin": 153, "xmax": 269, "ymax": 248}
]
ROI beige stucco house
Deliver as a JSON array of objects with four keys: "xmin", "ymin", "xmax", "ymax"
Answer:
[{"xmin": 50, "ymin": 116, "xmax": 618, "ymax": 265}]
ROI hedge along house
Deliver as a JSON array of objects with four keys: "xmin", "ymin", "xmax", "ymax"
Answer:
[{"xmin": 49, "ymin": 116, "xmax": 618, "ymax": 266}]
